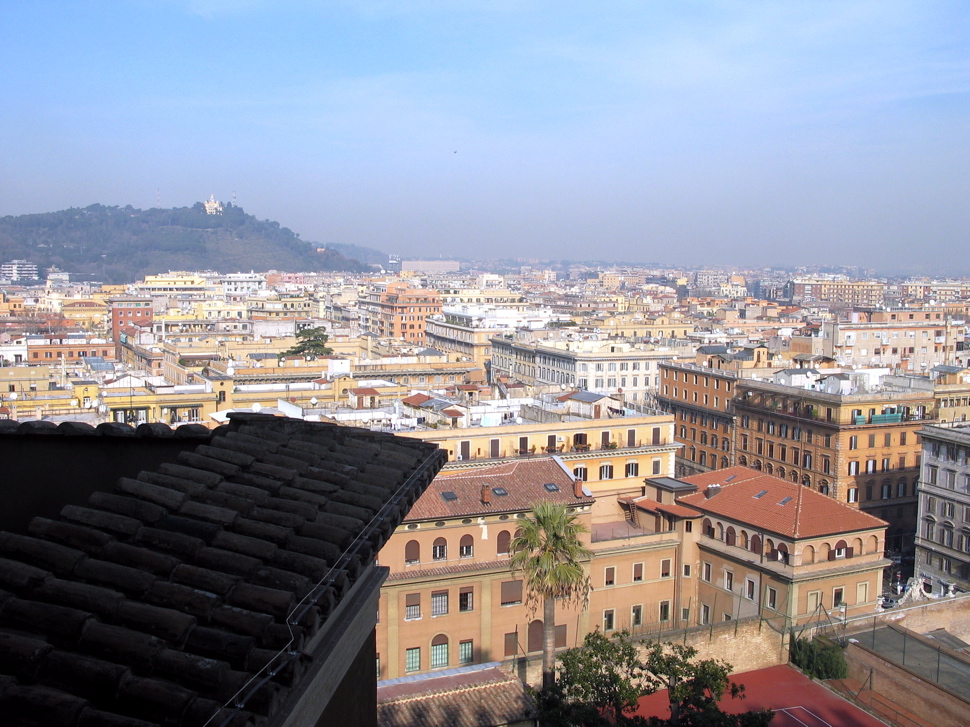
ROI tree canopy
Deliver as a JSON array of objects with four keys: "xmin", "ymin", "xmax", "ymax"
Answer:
[
  {"xmin": 281, "ymin": 327, "xmax": 332, "ymax": 359},
  {"xmin": 510, "ymin": 502, "xmax": 592, "ymax": 689},
  {"xmin": 536, "ymin": 631, "xmax": 774, "ymax": 727}
]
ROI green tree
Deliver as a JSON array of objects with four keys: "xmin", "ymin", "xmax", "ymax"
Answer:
[
  {"xmin": 281, "ymin": 326, "xmax": 332, "ymax": 359},
  {"xmin": 510, "ymin": 502, "xmax": 592, "ymax": 690},
  {"xmin": 641, "ymin": 643, "xmax": 774, "ymax": 727}
]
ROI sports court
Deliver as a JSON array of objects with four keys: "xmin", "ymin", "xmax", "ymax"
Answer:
[{"xmin": 635, "ymin": 664, "xmax": 886, "ymax": 726}]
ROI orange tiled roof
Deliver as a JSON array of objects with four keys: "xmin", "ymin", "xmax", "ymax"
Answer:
[
  {"xmin": 678, "ymin": 467, "xmax": 887, "ymax": 539},
  {"xmin": 405, "ymin": 457, "xmax": 593, "ymax": 521}
]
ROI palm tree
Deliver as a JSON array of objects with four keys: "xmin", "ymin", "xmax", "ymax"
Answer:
[{"xmin": 510, "ymin": 501, "xmax": 592, "ymax": 689}]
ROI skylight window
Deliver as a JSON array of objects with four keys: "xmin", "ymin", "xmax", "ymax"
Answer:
[
  {"xmin": 493, "ymin": 487, "xmax": 509, "ymax": 496},
  {"xmin": 778, "ymin": 497, "xmax": 792, "ymax": 506},
  {"xmin": 441, "ymin": 491, "xmax": 458, "ymax": 502},
  {"xmin": 725, "ymin": 475, "xmax": 736, "ymax": 482},
  {"xmin": 543, "ymin": 483, "xmax": 560, "ymax": 492},
  {"xmin": 754, "ymin": 490, "xmax": 768, "ymax": 499}
]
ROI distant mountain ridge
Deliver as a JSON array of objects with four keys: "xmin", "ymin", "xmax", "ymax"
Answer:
[{"xmin": 0, "ymin": 203, "xmax": 387, "ymax": 283}]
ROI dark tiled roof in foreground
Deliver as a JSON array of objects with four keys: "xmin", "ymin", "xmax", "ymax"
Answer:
[{"xmin": 0, "ymin": 413, "xmax": 445, "ymax": 727}]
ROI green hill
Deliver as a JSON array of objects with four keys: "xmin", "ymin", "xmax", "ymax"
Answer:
[{"xmin": 0, "ymin": 203, "xmax": 380, "ymax": 283}]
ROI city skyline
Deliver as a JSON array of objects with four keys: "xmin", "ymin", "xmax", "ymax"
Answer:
[{"xmin": 3, "ymin": 1, "xmax": 968, "ymax": 272}]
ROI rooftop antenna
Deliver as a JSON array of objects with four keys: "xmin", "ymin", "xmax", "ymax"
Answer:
[
  {"xmin": 232, "ymin": 190, "xmax": 237, "ymax": 206},
  {"xmin": 156, "ymin": 188, "xmax": 160, "ymax": 208}
]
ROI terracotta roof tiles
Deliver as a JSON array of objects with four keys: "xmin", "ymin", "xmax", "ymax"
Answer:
[{"xmin": 678, "ymin": 467, "xmax": 888, "ymax": 539}]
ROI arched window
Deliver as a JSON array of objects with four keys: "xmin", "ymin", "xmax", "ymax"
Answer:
[
  {"xmin": 528, "ymin": 620, "xmax": 544, "ymax": 653},
  {"xmin": 833, "ymin": 539, "xmax": 848, "ymax": 559},
  {"xmin": 803, "ymin": 544, "xmax": 816, "ymax": 564},
  {"xmin": 790, "ymin": 471, "xmax": 799, "ymax": 483},
  {"xmin": 819, "ymin": 480, "xmax": 830, "ymax": 496},
  {"xmin": 721, "ymin": 456, "xmax": 729, "ymax": 468},
  {"xmin": 716, "ymin": 522, "xmax": 724, "ymax": 541},
  {"xmin": 699, "ymin": 451, "xmax": 707, "ymax": 467},
  {"xmin": 802, "ymin": 475, "xmax": 811, "ymax": 487},
  {"xmin": 867, "ymin": 534, "xmax": 879, "ymax": 554},
  {"xmin": 750, "ymin": 534, "xmax": 762, "ymax": 555},
  {"xmin": 433, "ymin": 537, "xmax": 447, "ymax": 561},
  {"xmin": 739, "ymin": 455, "xmax": 748, "ymax": 466},
  {"xmin": 765, "ymin": 463, "xmax": 773, "ymax": 475},
  {"xmin": 753, "ymin": 460, "xmax": 763, "ymax": 471},
  {"xmin": 431, "ymin": 634, "xmax": 449, "ymax": 669},
  {"xmin": 739, "ymin": 530, "xmax": 749, "ymax": 549},
  {"xmin": 725, "ymin": 526, "xmax": 736, "ymax": 546},
  {"xmin": 405, "ymin": 540, "xmax": 420, "ymax": 565},
  {"xmin": 497, "ymin": 530, "xmax": 511, "ymax": 556},
  {"xmin": 460, "ymin": 534, "xmax": 474, "ymax": 558},
  {"xmin": 776, "ymin": 542, "xmax": 789, "ymax": 564},
  {"xmin": 702, "ymin": 518, "xmax": 714, "ymax": 537},
  {"xmin": 777, "ymin": 467, "xmax": 785, "ymax": 480}
]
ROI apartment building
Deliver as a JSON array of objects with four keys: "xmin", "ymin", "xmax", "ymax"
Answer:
[
  {"xmin": 790, "ymin": 278, "xmax": 887, "ymax": 307},
  {"xmin": 489, "ymin": 337, "xmax": 691, "ymax": 403},
  {"xmin": 732, "ymin": 375, "xmax": 928, "ymax": 553},
  {"xmin": 358, "ymin": 281, "xmax": 442, "ymax": 344},
  {"xmin": 815, "ymin": 314, "xmax": 963, "ymax": 372},
  {"xmin": 914, "ymin": 423, "xmax": 970, "ymax": 596}
]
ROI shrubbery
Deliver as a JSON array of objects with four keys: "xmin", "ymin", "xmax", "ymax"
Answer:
[{"xmin": 789, "ymin": 636, "xmax": 848, "ymax": 680}]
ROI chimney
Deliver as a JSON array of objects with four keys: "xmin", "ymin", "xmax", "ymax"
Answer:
[
  {"xmin": 705, "ymin": 484, "xmax": 722, "ymax": 499},
  {"xmin": 574, "ymin": 478, "xmax": 584, "ymax": 498},
  {"xmin": 481, "ymin": 485, "xmax": 492, "ymax": 505}
]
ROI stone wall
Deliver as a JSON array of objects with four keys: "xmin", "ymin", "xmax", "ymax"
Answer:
[{"xmin": 509, "ymin": 616, "xmax": 789, "ymax": 686}]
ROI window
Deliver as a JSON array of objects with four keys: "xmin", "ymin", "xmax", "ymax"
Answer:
[
  {"xmin": 604, "ymin": 609, "xmax": 615, "ymax": 631},
  {"xmin": 405, "ymin": 647, "xmax": 421, "ymax": 673},
  {"xmin": 405, "ymin": 540, "xmax": 420, "ymax": 565},
  {"xmin": 625, "ymin": 462, "xmax": 639, "ymax": 477},
  {"xmin": 432, "ymin": 538, "xmax": 447, "ymax": 561},
  {"xmin": 605, "ymin": 566, "xmax": 615, "ymax": 586},
  {"xmin": 633, "ymin": 563, "xmax": 643, "ymax": 582},
  {"xmin": 504, "ymin": 632, "xmax": 518, "ymax": 657},
  {"xmin": 405, "ymin": 593, "xmax": 421, "ymax": 620},
  {"xmin": 724, "ymin": 571, "xmax": 734, "ymax": 592},
  {"xmin": 431, "ymin": 590, "xmax": 448, "ymax": 616},
  {"xmin": 659, "ymin": 601, "xmax": 670, "ymax": 622},
  {"xmin": 701, "ymin": 604, "xmax": 711, "ymax": 625},
  {"xmin": 767, "ymin": 587, "xmax": 777, "ymax": 610},
  {"xmin": 746, "ymin": 579, "xmax": 756, "ymax": 600},
  {"xmin": 501, "ymin": 580, "xmax": 523, "ymax": 606},
  {"xmin": 833, "ymin": 588, "xmax": 844, "ymax": 607},
  {"xmin": 703, "ymin": 562, "xmax": 712, "ymax": 582},
  {"xmin": 632, "ymin": 604, "xmax": 643, "ymax": 626},
  {"xmin": 599, "ymin": 464, "xmax": 613, "ymax": 480},
  {"xmin": 848, "ymin": 461, "xmax": 860, "ymax": 475},
  {"xmin": 652, "ymin": 459, "xmax": 661, "ymax": 475},
  {"xmin": 661, "ymin": 559, "xmax": 671, "ymax": 578},
  {"xmin": 497, "ymin": 530, "xmax": 511, "ymax": 555},
  {"xmin": 431, "ymin": 635, "xmax": 448, "ymax": 669},
  {"xmin": 459, "ymin": 640, "xmax": 473, "ymax": 665},
  {"xmin": 849, "ymin": 436, "xmax": 858, "ymax": 450},
  {"xmin": 459, "ymin": 534, "xmax": 474, "ymax": 558},
  {"xmin": 847, "ymin": 488, "xmax": 858, "ymax": 503},
  {"xmin": 574, "ymin": 466, "xmax": 588, "ymax": 482},
  {"xmin": 459, "ymin": 586, "xmax": 474, "ymax": 612},
  {"xmin": 881, "ymin": 483, "xmax": 892, "ymax": 499}
]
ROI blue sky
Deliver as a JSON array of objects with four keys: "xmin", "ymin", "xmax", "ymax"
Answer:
[{"xmin": 2, "ymin": 1, "xmax": 969, "ymax": 272}]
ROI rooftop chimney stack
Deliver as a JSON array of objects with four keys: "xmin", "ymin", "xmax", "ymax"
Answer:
[
  {"xmin": 705, "ymin": 484, "xmax": 722, "ymax": 499},
  {"xmin": 574, "ymin": 478, "xmax": 584, "ymax": 498}
]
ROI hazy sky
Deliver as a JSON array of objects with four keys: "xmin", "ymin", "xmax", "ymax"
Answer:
[{"xmin": 3, "ymin": 1, "xmax": 969, "ymax": 272}]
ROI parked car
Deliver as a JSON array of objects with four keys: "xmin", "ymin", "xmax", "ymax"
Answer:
[{"xmin": 881, "ymin": 596, "xmax": 899, "ymax": 609}]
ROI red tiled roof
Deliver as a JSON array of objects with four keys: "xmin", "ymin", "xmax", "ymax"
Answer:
[
  {"xmin": 678, "ymin": 467, "xmax": 887, "ymax": 539},
  {"xmin": 350, "ymin": 387, "xmax": 381, "ymax": 396},
  {"xmin": 401, "ymin": 393, "xmax": 432, "ymax": 406},
  {"xmin": 629, "ymin": 496, "xmax": 701, "ymax": 519},
  {"xmin": 441, "ymin": 408, "xmax": 464, "ymax": 418},
  {"xmin": 405, "ymin": 458, "xmax": 593, "ymax": 521}
]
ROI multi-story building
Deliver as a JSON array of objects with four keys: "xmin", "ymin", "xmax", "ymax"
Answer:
[
  {"xmin": 0, "ymin": 259, "xmax": 40, "ymax": 281},
  {"xmin": 376, "ymin": 461, "xmax": 889, "ymax": 680},
  {"xmin": 813, "ymin": 312, "xmax": 963, "ymax": 372},
  {"xmin": 790, "ymin": 277, "xmax": 888, "ymax": 307},
  {"xmin": 109, "ymin": 296, "xmax": 154, "ymax": 343},
  {"xmin": 358, "ymin": 282, "xmax": 442, "ymax": 344},
  {"xmin": 732, "ymin": 374, "xmax": 928, "ymax": 553},
  {"xmin": 914, "ymin": 423, "xmax": 970, "ymax": 596},
  {"xmin": 489, "ymin": 337, "xmax": 693, "ymax": 403},
  {"xmin": 680, "ymin": 467, "xmax": 889, "ymax": 627}
]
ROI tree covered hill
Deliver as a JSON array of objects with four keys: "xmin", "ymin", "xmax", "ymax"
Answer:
[{"xmin": 0, "ymin": 203, "xmax": 379, "ymax": 283}]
